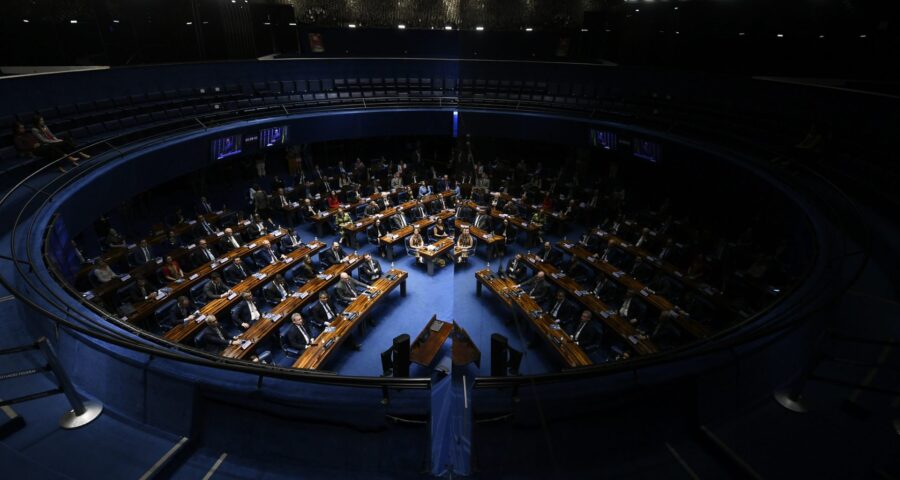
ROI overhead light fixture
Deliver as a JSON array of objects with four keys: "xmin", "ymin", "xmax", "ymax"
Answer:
[
  {"xmin": 70, "ymin": 19, "xmax": 78, "ymax": 24},
  {"xmin": 675, "ymin": 31, "xmax": 680, "ymax": 35},
  {"xmin": 398, "ymin": 24, "xmax": 406, "ymax": 29},
  {"xmin": 348, "ymin": 23, "xmax": 357, "ymax": 28},
  {"xmin": 22, "ymin": 19, "xmax": 29, "ymax": 23},
  {"xmin": 635, "ymin": 9, "xmax": 640, "ymax": 12},
  {"xmin": 581, "ymin": 28, "xmax": 589, "ymax": 32},
  {"xmin": 738, "ymin": 32, "xmax": 745, "ymax": 36},
  {"xmin": 112, "ymin": 19, "xmax": 120, "ymax": 23},
  {"xmin": 444, "ymin": 26, "xmax": 452, "ymax": 30},
  {"xmin": 186, "ymin": 21, "xmax": 193, "ymax": 25},
  {"xmin": 818, "ymin": 34, "xmax": 824, "ymax": 39},
  {"xmin": 289, "ymin": 22, "xmax": 297, "ymax": 26},
  {"xmin": 263, "ymin": 22, "xmax": 270, "ymax": 25},
  {"xmin": 859, "ymin": 34, "xmax": 867, "ymax": 38},
  {"xmin": 476, "ymin": 26, "xmax": 484, "ymax": 31},
  {"xmin": 674, "ymin": 6, "xmax": 679, "ymax": 10},
  {"xmin": 525, "ymin": 27, "xmax": 533, "ymax": 32},
  {"xmin": 776, "ymin": 33, "xmax": 783, "ymax": 38}
]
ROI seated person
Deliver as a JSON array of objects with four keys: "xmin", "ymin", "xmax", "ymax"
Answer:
[
  {"xmin": 617, "ymin": 289, "xmax": 649, "ymax": 332},
  {"xmin": 301, "ymin": 198, "xmax": 317, "ymax": 220},
  {"xmin": 378, "ymin": 192, "xmax": 392, "ymax": 210},
  {"xmin": 197, "ymin": 315, "xmax": 241, "ymax": 353},
  {"xmin": 285, "ymin": 313, "xmax": 315, "ymax": 351},
  {"xmin": 568, "ymin": 310, "xmax": 601, "ymax": 350},
  {"xmin": 127, "ymin": 276, "xmax": 158, "ymax": 303},
  {"xmin": 368, "ymin": 220, "xmax": 389, "ymax": 256},
  {"xmin": 578, "ymin": 230, "xmax": 601, "ymax": 251},
  {"xmin": 92, "ymin": 259, "xmax": 117, "ymax": 284},
  {"xmin": 162, "ymin": 230, "xmax": 183, "ymax": 251},
  {"xmin": 364, "ymin": 200, "xmax": 381, "ymax": 216},
  {"xmin": 334, "ymin": 208, "xmax": 354, "ymax": 245},
  {"xmin": 334, "ymin": 272, "xmax": 370, "ymax": 307},
  {"xmin": 12, "ymin": 122, "xmax": 78, "ymax": 171},
  {"xmin": 390, "ymin": 208, "xmax": 411, "ymax": 230},
  {"xmin": 263, "ymin": 274, "xmax": 291, "ymax": 305},
  {"xmin": 105, "ymin": 228, "xmax": 127, "ymax": 249},
  {"xmin": 280, "ymin": 229, "xmax": 303, "ymax": 251},
  {"xmin": 224, "ymin": 257, "xmax": 251, "ymax": 285},
  {"xmin": 164, "ymin": 296, "xmax": 197, "ymax": 330},
  {"xmin": 535, "ymin": 241, "xmax": 562, "ymax": 266},
  {"xmin": 600, "ymin": 239, "xmax": 628, "ymax": 267},
  {"xmin": 565, "ymin": 259, "xmax": 594, "ymax": 285},
  {"xmin": 160, "ymin": 256, "xmax": 185, "ymax": 283},
  {"xmin": 220, "ymin": 227, "xmax": 243, "ymax": 251},
  {"xmin": 194, "ymin": 214, "xmax": 219, "ymax": 237},
  {"xmin": 630, "ymin": 257, "xmax": 655, "ymax": 284},
  {"xmin": 248, "ymin": 214, "xmax": 273, "ymax": 237},
  {"xmin": 255, "ymin": 239, "xmax": 283, "ymax": 266},
  {"xmin": 634, "ymin": 227, "xmax": 655, "ymax": 249},
  {"xmin": 409, "ymin": 201, "xmax": 427, "ymax": 221},
  {"xmin": 472, "ymin": 208, "xmax": 491, "ymax": 230},
  {"xmin": 543, "ymin": 290, "xmax": 578, "ymax": 327},
  {"xmin": 197, "ymin": 196, "xmax": 214, "ymax": 215},
  {"xmin": 408, "ymin": 227, "xmax": 425, "ymax": 263},
  {"xmin": 493, "ymin": 219, "xmax": 513, "ymax": 257},
  {"xmin": 359, "ymin": 254, "xmax": 383, "ymax": 283},
  {"xmin": 505, "ymin": 254, "xmax": 528, "ymax": 283},
  {"xmin": 431, "ymin": 219, "xmax": 448, "ymax": 239},
  {"xmin": 326, "ymin": 191, "xmax": 341, "ymax": 210},
  {"xmin": 289, "ymin": 255, "xmax": 317, "ymax": 285},
  {"xmin": 191, "ymin": 239, "xmax": 218, "ymax": 267},
  {"xmin": 309, "ymin": 291, "xmax": 339, "ymax": 329},
  {"xmin": 133, "ymin": 239, "xmax": 156, "ymax": 265},
  {"xmin": 234, "ymin": 292, "xmax": 262, "ymax": 330},
  {"xmin": 517, "ymin": 271, "xmax": 551, "ymax": 304},
  {"xmin": 203, "ymin": 273, "xmax": 230, "ymax": 302},
  {"xmin": 319, "ymin": 241, "xmax": 347, "ymax": 268},
  {"xmin": 417, "ymin": 181, "xmax": 432, "ymax": 198},
  {"xmin": 453, "ymin": 227, "xmax": 474, "ymax": 264}
]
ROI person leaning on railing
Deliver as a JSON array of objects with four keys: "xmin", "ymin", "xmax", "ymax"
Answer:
[{"xmin": 12, "ymin": 122, "xmax": 79, "ymax": 172}]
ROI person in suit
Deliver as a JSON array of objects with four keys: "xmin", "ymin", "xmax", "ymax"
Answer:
[
  {"xmin": 164, "ymin": 296, "xmax": 196, "ymax": 330},
  {"xmin": 455, "ymin": 202, "xmax": 473, "ymax": 222},
  {"xmin": 390, "ymin": 208, "xmax": 410, "ymax": 230},
  {"xmin": 378, "ymin": 192, "xmax": 392, "ymax": 210},
  {"xmin": 105, "ymin": 228, "xmax": 127, "ymax": 249},
  {"xmin": 234, "ymin": 292, "xmax": 262, "ymax": 330},
  {"xmin": 280, "ymin": 229, "xmax": 303, "ymax": 251},
  {"xmin": 410, "ymin": 201, "xmax": 426, "ymax": 221},
  {"xmin": 364, "ymin": 201, "xmax": 381, "ymax": 216},
  {"xmin": 578, "ymin": 230, "xmax": 601, "ymax": 251},
  {"xmin": 472, "ymin": 208, "xmax": 491, "ymax": 230},
  {"xmin": 133, "ymin": 239, "xmax": 156, "ymax": 265},
  {"xmin": 225, "ymin": 257, "xmax": 251, "ymax": 285},
  {"xmin": 203, "ymin": 273, "xmax": 230, "ymax": 302},
  {"xmin": 263, "ymin": 274, "xmax": 291, "ymax": 305},
  {"xmin": 253, "ymin": 188, "xmax": 269, "ymax": 215},
  {"xmin": 220, "ymin": 228, "xmax": 243, "ymax": 251},
  {"xmin": 630, "ymin": 257, "xmax": 655, "ymax": 284},
  {"xmin": 197, "ymin": 315, "xmax": 240, "ymax": 353},
  {"xmin": 493, "ymin": 219, "xmax": 513, "ymax": 258},
  {"xmin": 518, "ymin": 271, "xmax": 551, "ymax": 304},
  {"xmin": 618, "ymin": 289, "xmax": 649, "ymax": 331},
  {"xmin": 192, "ymin": 239, "xmax": 218, "ymax": 267},
  {"xmin": 255, "ymin": 239, "xmax": 282, "ymax": 266},
  {"xmin": 248, "ymin": 214, "xmax": 269, "ymax": 237},
  {"xmin": 505, "ymin": 254, "xmax": 528, "ymax": 283},
  {"xmin": 569, "ymin": 310, "xmax": 600, "ymax": 349},
  {"xmin": 197, "ymin": 196, "xmax": 214, "ymax": 215},
  {"xmin": 162, "ymin": 230, "xmax": 182, "ymax": 251},
  {"xmin": 334, "ymin": 272, "xmax": 369, "ymax": 307},
  {"xmin": 543, "ymin": 290, "xmax": 577, "ymax": 327},
  {"xmin": 301, "ymin": 198, "xmax": 318, "ymax": 221},
  {"xmin": 195, "ymin": 214, "xmax": 219, "ymax": 237},
  {"xmin": 368, "ymin": 220, "xmax": 389, "ymax": 257},
  {"xmin": 127, "ymin": 276, "xmax": 157, "ymax": 303},
  {"xmin": 601, "ymin": 239, "xmax": 627, "ymax": 267},
  {"xmin": 292, "ymin": 255, "xmax": 317, "ymax": 284},
  {"xmin": 320, "ymin": 242, "xmax": 346, "ymax": 268},
  {"xmin": 273, "ymin": 187, "xmax": 296, "ymax": 228},
  {"xmin": 285, "ymin": 313, "xmax": 314, "ymax": 350},
  {"xmin": 536, "ymin": 241, "xmax": 562, "ymax": 266},
  {"xmin": 429, "ymin": 193, "xmax": 451, "ymax": 214},
  {"xmin": 359, "ymin": 254, "xmax": 383, "ymax": 283},
  {"xmin": 309, "ymin": 291, "xmax": 339, "ymax": 329}
]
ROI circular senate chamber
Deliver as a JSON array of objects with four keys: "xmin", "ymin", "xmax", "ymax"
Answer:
[{"xmin": 0, "ymin": 58, "xmax": 881, "ymax": 479}]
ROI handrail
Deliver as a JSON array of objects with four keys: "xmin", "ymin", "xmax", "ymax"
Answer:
[{"xmin": 0, "ymin": 92, "xmax": 869, "ymax": 391}]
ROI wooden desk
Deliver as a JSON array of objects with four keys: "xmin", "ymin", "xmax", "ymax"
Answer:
[
  {"xmin": 293, "ymin": 269, "xmax": 408, "ymax": 370},
  {"xmin": 475, "ymin": 269, "xmax": 593, "ymax": 368},
  {"xmin": 409, "ymin": 315, "xmax": 453, "ymax": 367},
  {"xmin": 450, "ymin": 323, "xmax": 481, "ymax": 368},
  {"xmin": 123, "ymin": 228, "xmax": 299, "ymax": 326},
  {"xmin": 514, "ymin": 257, "xmax": 659, "ymax": 355},
  {"xmin": 380, "ymin": 209, "xmax": 455, "ymax": 261},
  {"xmin": 561, "ymin": 240, "xmax": 712, "ymax": 339},
  {"xmin": 221, "ymin": 255, "xmax": 364, "ymax": 360},
  {"xmin": 162, "ymin": 240, "xmax": 326, "ymax": 344},
  {"xmin": 418, "ymin": 237, "xmax": 454, "ymax": 276}
]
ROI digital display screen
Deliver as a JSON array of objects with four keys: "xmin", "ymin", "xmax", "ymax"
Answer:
[
  {"xmin": 211, "ymin": 134, "xmax": 242, "ymax": 160},
  {"xmin": 259, "ymin": 126, "xmax": 287, "ymax": 148},
  {"xmin": 633, "ymin": 138, "xmax": 661, "ymax": 163},
  {"xmin": 591, "ymin": 129, "xmax": 617, "ymax": 150}
]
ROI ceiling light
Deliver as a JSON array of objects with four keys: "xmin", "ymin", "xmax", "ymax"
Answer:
[
  {"xmin": 348, "ymin": 23, "xmax": 357, "ymax": 28},
  {"xmin": 22, "ymin": 19, "xmax": 29, "ymax": 23},
  {"xmin": 476, "ymin": 26, "xmax": 484, "ymax": 31},
  {"xmin": 186, "ymin": 21, "xmax": 193, "ymax": 25},
  {"xmin": 738, "ymin": 32, "xmax": 745, "ymax": 36},
  {"xmin": 69, "ymin": 19, "xmax": 78, "ymax": 24},
  {"xmin": 398, "ymin": 24, "xmax": 406, "ymax": 29},
  {"xmin": 859, "ymin": 34, "xmax": 867, "ymax": 38},
  {"xmin": 444, "ymin": 26, "xmax": 452, "ymax": 30},
  {"xmin": 581, "ymin": 28, "xmax": 589, "ymax": 32},
  {"xmin": 776, "ymin": 33, "xmax": 783, "ymax": 38},
  {"xmin": 818, "ymin": 34, "xmax": 824, "ymax": 39},
  {"xmin": 635, "ymin": 9, "xmax": 640, "ymax": 12},
  {"xmin": 289, "ymin": 22, "xmax": 297, "ymax": 26},
  {"xmin": 112, "ymin": 19, "xmax": 120, "ymax": 23},
  {"xmin": 525, "ymin": 27, "xmax": 533, "ymax": 32},
  {"xmin": 263, "ymin": 22, "xmax": 270, "ymax": 25}
]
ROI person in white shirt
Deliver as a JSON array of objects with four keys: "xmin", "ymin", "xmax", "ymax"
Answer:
[{"xmin": 92, "ymin": 259, "xmax": 116, "ymax": 284}]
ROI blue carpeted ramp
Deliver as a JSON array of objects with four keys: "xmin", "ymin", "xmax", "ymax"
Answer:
[{"xmin": 430, "ymin": 366, "xmax": 475, "ymax": 477}]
